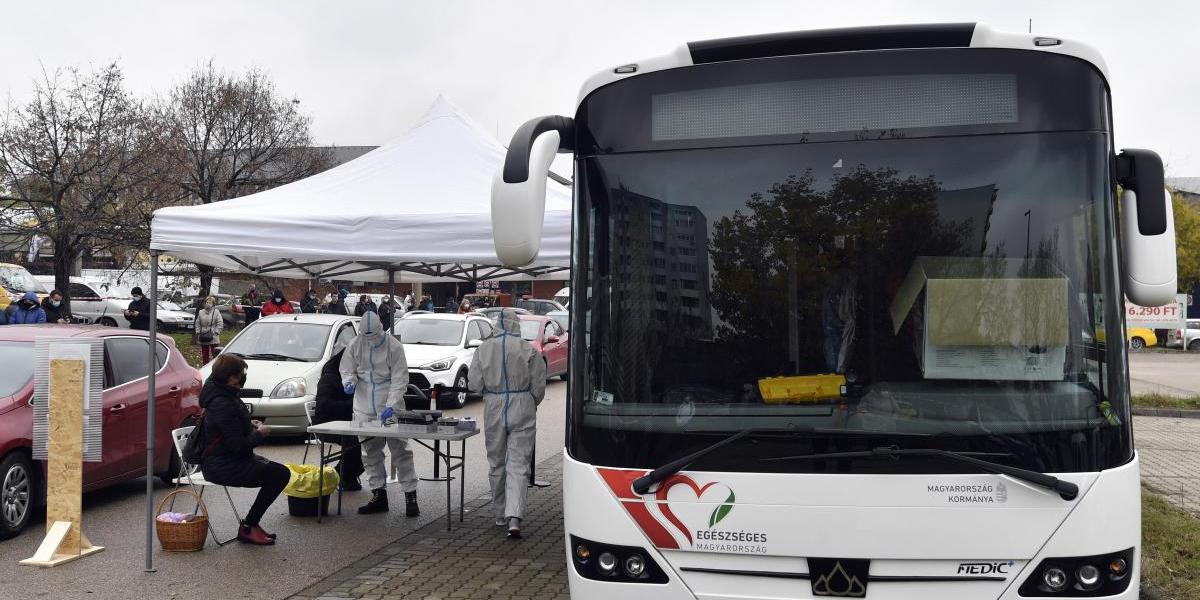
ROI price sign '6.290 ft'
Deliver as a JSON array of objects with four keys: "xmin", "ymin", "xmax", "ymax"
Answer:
[{"xmin": 1124, "ymin": 294, "xmax": 1189, "ymax": 330}]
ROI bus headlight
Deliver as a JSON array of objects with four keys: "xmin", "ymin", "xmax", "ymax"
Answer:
[
  {"xmin": 1075, "ymin": 564, "xmax": 1101, "ymax": 590},
  {"xmin": 1018, "ymin": 548, "xmax": 1134, "ymax": 596},
  {"xmin": 596, "ymin": 552, "xmax": 617, "ymax": 575},
  {"xmin": 623, "ymin": 554, "xmax": 646, "ymax": 577},
  {"xmin": 569, "ymin": 535, "xmax": 668, "ymax": 584},
  {"xmin": 1042, "ymin": 567, "xmax": 1068, "ymax": 591}
]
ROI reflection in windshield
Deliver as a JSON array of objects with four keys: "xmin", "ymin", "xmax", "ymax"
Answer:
[
  {"xmin": 519, "ymin": 321, "xmax": 541, "ymax": 341},
  {"xmin": 396, "ymin": 319, "xmax": 464, "ymax": 346},
  {"xmin": 0, "ymin": 267, "xmax": 46, "ymax": 294},
  {"xmin": 0, "ymin": 342, "xmax": 33, "ymax": 396},
  {"xmin": 224, "ymin": 322, "xmax": 331, "ymax": 362},
  {"xmin": 576, "ymin": 132, "xmax": 1123, "ymax": 474}
]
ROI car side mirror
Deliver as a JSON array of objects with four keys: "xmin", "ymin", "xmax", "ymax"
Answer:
[
  {"xmin": 467, "ymin": 339, "xmax": 483, "ymax": 349},
  {"xmin": 546, "ymin": 335, "xmax": 559, "ymax": 344},
  {"xmin": 1117, "ymin": 149, "xmax": 1177, "ymax": 306}
]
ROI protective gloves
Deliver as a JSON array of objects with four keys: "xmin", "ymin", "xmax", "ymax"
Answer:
[
  {"xmin": 344, "ymin": 381, "xmax": 356, "ymax": 395},
  {"xmin": 380, "ymin": 406, "xmax": 395, "ymax": 422}
]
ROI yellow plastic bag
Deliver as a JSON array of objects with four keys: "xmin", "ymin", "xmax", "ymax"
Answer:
[{"xmin": 283, "ymin": 463, "xmax": 340, "ymax": 498}]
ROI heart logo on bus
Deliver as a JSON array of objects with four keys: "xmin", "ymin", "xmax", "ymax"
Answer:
[{"xmin": 655, "ymin": 475, "xmax": 736, "ymax": 545}]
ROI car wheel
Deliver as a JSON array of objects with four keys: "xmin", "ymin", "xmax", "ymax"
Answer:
[
  {"xmin": 156, "ymin": 320, "xmax": 167, "ymax": 332},
  {"xmin": 97, "ymin": 317, "xmax": 118, "ymax": 327},
  {"xmin": 560, "ymin": 368, "xmax": 569, "ymax": 382},
  {"xmin": 1189, "ymin": 340, "xmax": 1200, "ymax": 352},
  {"xmin": 157, "ymin": 415, "xmax": 198, "ymax": 487},
  {"xmin": 0, "ymin": 452, "xmax": 35, "ymax": 540},
  {"xmin": 1130, "ymin": 337, "xmax": 1146, "ymax": 350},
  {"xmin": 453, "ymin": 371, "xmax": 469, "ymax": 409}
]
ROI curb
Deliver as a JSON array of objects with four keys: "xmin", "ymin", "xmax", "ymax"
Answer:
[{"xmin": 1133, "ymin": 406, "xmax": 1200, "ymax": 419}]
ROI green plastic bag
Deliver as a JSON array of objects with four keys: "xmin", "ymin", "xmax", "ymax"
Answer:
[{"xmin": 284, "ymin": 463, "xmax": 340, "ymax": 498}]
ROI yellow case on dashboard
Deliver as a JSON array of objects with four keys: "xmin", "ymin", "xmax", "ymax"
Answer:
[{"xmin": 758, "ymin": 374, "xmax": 846, "ymax": 404}]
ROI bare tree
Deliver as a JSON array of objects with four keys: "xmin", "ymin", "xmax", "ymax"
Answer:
[
  {"xmin": 0, "ymin": 63, "xmax": 164, "ymax": 316},
  {"xmin": 159, "ymin": 62, "xmax": 331, "ymax": 298}
]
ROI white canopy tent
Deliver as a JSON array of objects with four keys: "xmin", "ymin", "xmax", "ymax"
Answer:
[
  {"xmin": 150, "ymin": 95, "xmax": 571, "ymax": 282},
  {"xmin": 139, "ymin": 96, "xmax": 573, "ymax": 571}
]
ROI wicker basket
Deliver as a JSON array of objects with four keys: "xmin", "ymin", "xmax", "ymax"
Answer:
[{"xmin": 155, "ymin": 489, "xmax": 210, "ymax": 552}]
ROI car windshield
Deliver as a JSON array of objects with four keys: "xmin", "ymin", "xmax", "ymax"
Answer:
[
  {"xmin": 223, "ymin": 322, "xmax": 331, "ymax": 362},
  {"xmin": 395, "ymin": 319, "xmax": 464, "ymax": 346},
  {"xmin": 0, "ymin": 267, "xmax": 46, "ymax": 294},
  {"xmin": 519, "ymin": 321, "xmax": 542, "ymax": 341},
  {"xmin": 0, "ymin": 342, "xmax": 33, "ymax": 396},
  {"xmin": 571, "ymin": 50, "xmax": 1127, "ymax": 475},
  {"xmin": 158, "ymin": 302, "xmax": 183, "ymax": 311}
]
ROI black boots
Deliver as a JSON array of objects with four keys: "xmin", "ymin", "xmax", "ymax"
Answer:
[
  {"xmin": 358, "ymin": 489, "xmax": 389, "ymax": 514},
  {"xmin": 405, "ymin": 491, "xmax": 419, "ymax": 517}
]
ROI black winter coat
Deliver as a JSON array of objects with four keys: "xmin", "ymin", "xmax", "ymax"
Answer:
[
  {"xmin": 328, "ymin": 300, "xmax": 347, "ymax": 315},
  {"xmin": 41, "ymin": 298, "xmax": 65, "ymax": 323},
  {"xmin": 314, "ymin": 348, "xmax": 353, "ymax": 424},
  {"xmin": 127, "ymin": 296, "xmax": 152, "ymax": 330},
  {"xmin": 198, "ymin": 379, "xmax": 269, "ymax": 487}
]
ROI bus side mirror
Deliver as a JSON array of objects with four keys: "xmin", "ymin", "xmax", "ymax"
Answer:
[
  {"xmin": 1117, "ymin": 149, "xmax": 1177, "ymax": 307},
  {"xmin": 492, "ymin": 116, "xmax": 574, "ymax": 267}
]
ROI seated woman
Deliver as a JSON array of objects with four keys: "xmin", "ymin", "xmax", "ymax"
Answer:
[{"xmin": 199, "ymin": 354, "xmax": 291, "ymax": 545}]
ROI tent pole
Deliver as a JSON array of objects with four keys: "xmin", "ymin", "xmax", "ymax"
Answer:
[
  {"xmin": 145, "ymin": 251, "xmax": 160, "ymax": 573},
  {"xmin": 388, "ymin": 270, "xmax": 396, "ymax": 334}
]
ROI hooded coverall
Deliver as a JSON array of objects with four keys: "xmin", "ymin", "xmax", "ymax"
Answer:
[
  {"xmin": 340, "ymin": 312, "xmax": 417, "ymax": 492},
  {"xmin": 468, "ymin": 310, "xmax": 547, "ymax": 521}
]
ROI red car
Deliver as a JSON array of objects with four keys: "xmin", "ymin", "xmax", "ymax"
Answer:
[
  {"xmin": 518, "ymin": 315, "xmax": 569, "ymax": 380},
  {"xmin": 0, "ymin": 325, "xmax": 202, "ymax": 539}
]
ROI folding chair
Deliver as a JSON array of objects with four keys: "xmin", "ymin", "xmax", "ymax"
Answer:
[
  {"xmin": 169, "ymin": 426, "xmax": 243, "ymax": 546},
  {"xmin": 302, "ymin": 400, "xmax": 318, "ymax": 463}
]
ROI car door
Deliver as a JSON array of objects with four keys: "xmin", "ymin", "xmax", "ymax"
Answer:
[
  {"xmin": 68, "ymin": 282, "xmax": 103, "ymax": 323},
  {"xmin": 97, "ymin": 337, "xmax": 171, "ymax": 483},
  {"xmin": 544, "ymin": 321, "xmax": 568, "ymax": 375}
]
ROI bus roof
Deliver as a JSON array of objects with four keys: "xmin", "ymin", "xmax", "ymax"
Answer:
[{"xmin": 576, "ymin": 23, "xmax": 1108, "ymax": 106}]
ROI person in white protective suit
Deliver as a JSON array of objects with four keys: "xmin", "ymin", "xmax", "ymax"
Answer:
[
  {"xmin": 340, "ymin": 311, "xmax": 419, "ymax": 516},
  {"xmin": 468, "ymin": 309, "xmax": 546, "ymax": 538}
]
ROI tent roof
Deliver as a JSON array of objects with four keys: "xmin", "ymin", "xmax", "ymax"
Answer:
[{"xmin": 150, "ymin": 96, "xmax": 571, "ymax": 282}]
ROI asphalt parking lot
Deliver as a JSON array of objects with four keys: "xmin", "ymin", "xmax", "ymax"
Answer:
[
  {"xmin": 1128, "ymin": 350, "xmax": 1200, "ymax": 396},
  {"xmin": 0, "ymin": 381, "xmax": 568, "ymax": 600}
]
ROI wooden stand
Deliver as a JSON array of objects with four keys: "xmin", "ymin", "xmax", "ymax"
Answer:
[{"xmin": 20, "ymin": 358, "xmax": 104, "ymax": 567}]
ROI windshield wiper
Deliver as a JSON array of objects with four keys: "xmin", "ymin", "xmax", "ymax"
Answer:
[
  {"xmin": 629, "ymin": 426, "xmax": 930, "ymax": 495},
  {"xmin": 241, "ymin": 353, "xmax": 305, "ymax": 362},
  {"xmin": 632, "ymin": 429, "xmax": 754, "ymax": 495},
  {"xmin": 762, "ymin": 446, "xmax": 1079, "ymax": 501}
]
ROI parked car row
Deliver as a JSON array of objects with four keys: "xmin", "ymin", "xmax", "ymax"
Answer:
[{"xmin": 32, "ymin": 276, "xmax": 196, "ymax": 331}]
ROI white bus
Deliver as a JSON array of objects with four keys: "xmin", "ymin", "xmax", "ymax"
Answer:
[{"xmin": 493, "ymin": 23, "xmax": 1177, "ymax": 600}]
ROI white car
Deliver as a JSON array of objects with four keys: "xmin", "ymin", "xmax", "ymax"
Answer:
[
  {"xmin": 153, "ymin": 301, "xmax": 197, "ymax": 331},
  {"xmin": 34, "ymin": 276, "xmax": 118, "ymax": 326},
  {"xmin": 553, "ymin": 286, "xmax": 569, "ymax": 309},
  {"xmin": 1167, "ymin": 319, "xmax": 1200, "ymax": 351},
  {"xmin": 199, "ymin": 313, "xmax": 360, "ymax": 435},
  {"xmin": 395, "ymin": 313, "xmax": 494, "ymax": 409}
]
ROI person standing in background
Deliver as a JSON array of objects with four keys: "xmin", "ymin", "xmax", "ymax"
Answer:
[
  {"xmin": 125, "ymin": 287, "xmax": 151, "ymax": 330},
  {"xmin": 8, "ymin": 292, "xmax": 47, "ymax": 325},
  {"xmin": 355, "ymin": 294, "xmax": 377, "ymax": 317},
  {"xmin": 195, "ymin": 296, "xmax": 224, "ymax": 364},
  {"xmin": 41, "ymin": 290, "xmax": 69, "ymax": 324},
  {"xmin": 378, "ymin": 295, "xmax": 395, "ymax": 332},
  {"xmin": 261, "ymin": 289, "xmax": 294, "ymax": 317},
  {"xmin": 300, "ymin": 289, "xmax": 320, "ymax": 314},
  {"xmin": 242, "ymin": 285, "xmax": 262, "ymax": 325},
  {"xmin": 328, "ymin": 288, "xmax": 349, "ymax": 315}
]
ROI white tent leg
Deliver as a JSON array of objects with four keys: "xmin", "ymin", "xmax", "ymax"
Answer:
[{"xmin": 145, "ymin": 251, "xmax": 160, "ymax": 572}]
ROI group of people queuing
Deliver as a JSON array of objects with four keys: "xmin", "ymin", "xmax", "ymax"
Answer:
[
  {"xmin": 0, "ymin": 290, "xmax": 73, "ymax": 325},
  {"xmin": 191, "ymin": 308, "xmax": 546, "ymax": 546}
]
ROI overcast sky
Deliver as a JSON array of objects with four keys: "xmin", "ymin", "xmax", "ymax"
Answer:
[{"xmin": 1, "ymin": 0, "xmax": 1196, "ymax": 174}]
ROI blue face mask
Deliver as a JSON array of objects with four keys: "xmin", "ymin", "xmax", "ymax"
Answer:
[{"xmin": 51, "ymin": 300, "xmax": 61, "ymax": 307}]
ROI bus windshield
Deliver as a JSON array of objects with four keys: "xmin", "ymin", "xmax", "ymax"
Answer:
[{"xmin": 570, "ymin": 50, "xmax": 1128, "ymax": 475}]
